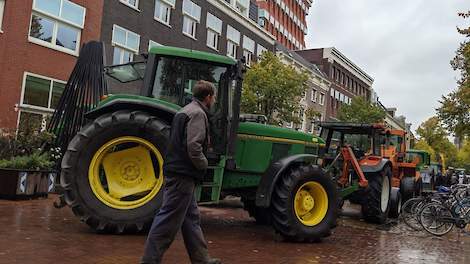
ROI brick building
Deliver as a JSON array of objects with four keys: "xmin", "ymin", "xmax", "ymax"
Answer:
[
  {"xmin": 0, "ymin": 0, "xmax": 278, "ymax": 130},
  {"xmin": 101, "ymin": 0, "xmax": 275, "ymax": 68},
  {"xmin": 296, "ymin": 48, "xmax": 374, "ymax": 120},
  {"xmin": 256, "ymin": 0, "xmax": 311, "ymax": 50},
  {"xmin": 0, "ymin": 0, "xmax": 103, "ymax": 129}
]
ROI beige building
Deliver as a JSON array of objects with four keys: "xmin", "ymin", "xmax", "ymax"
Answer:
[{"xmin": 276, "ymin": 44, "xmax": 331, "ymax": 134}]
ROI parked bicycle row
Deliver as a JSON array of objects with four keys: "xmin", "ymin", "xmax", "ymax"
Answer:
[{"xmin": 400, "ymin": 183, "xmax": 470, "ymax": 236}]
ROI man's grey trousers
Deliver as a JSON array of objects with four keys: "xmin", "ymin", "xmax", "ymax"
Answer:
[{"xmin": 141, "ymin": 175, "xmax": 209, "ymax": 264}]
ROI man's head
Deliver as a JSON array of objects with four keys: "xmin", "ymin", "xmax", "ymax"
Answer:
[{"xmin": 193, "ymin": 80, "xmax": 216, "ymax": 108}]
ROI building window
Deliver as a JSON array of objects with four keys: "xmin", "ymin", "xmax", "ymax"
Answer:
[
  {"xmin": 319, "ymin": 92, "xmax": 325, "ymax": 105},
  {"xmin": 29, "ymin": 0, "xmax": 86, "ymax": 56},
  {"xmin": 19, "ymin": 72, "xmax": 66, "ymax": 130},
  {"xmin": 182, "ymin": 0, "xmax": 201, "ymax": 39},
  {"xmin": 257, "ymin": 44, "xmax": 267, "ymax": 58},
  {"xmin": 112, "ymin": 24, "xmax": 140, "ymax": 65},
  {"xmin": 226, "ymin": 25, "xmax": 240, "ymax": 59},
  {"xmin": 0, "ymin": 0, "xmax": 5, "ymax": 32},
  {"xmin": 233, "ymin": 0, "xmax": 249, "ymax": 17},
  {"xmin": 242, "ymin": 35, "xmax": 255, "ymax": 66},
  {"xmin": 206, "ymin": 13, "xmax": 222, "ymax": 51},
  {"xmin": 311, "ymin": 89, "xmax": 317, "ymax": 102},
  {"xmin": 120, "ymin": 0, "xmax": 139, "ymax": 10},
  {"xmin": 154, "ymin": 0, "xmax": 175, "ymax": 25}
]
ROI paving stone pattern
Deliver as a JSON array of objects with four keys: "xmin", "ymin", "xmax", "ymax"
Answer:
[{"xmin": 0, "ymin": 196, "xmax": 469, "ymax": 264}]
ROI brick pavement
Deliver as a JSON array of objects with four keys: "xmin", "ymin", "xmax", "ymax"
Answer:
[{"xmin": 0, "ymin": 196, "xmax": 469, "ymax": 264}]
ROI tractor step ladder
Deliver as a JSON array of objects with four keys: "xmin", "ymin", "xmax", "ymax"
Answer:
[{"xmin": 195, "ymin": 158, "xmax": 226, "ymax": 204}]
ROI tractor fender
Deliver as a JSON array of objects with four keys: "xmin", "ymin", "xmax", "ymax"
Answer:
[
  {"xmin": 360, "ymin": 159, "xmax": 392, "ymax": 174},
  {"xmin": 85, "ymin": 98, "xmax": 177, "ymax": 125},
  {"xmin": 255, "ymin": 154, "xmax": 318, "ymax": 208}
]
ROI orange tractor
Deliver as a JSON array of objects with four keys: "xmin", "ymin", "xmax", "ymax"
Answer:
[{"xmin": 319, "ymin": 122, "xmax": 420, "ymax": 222}]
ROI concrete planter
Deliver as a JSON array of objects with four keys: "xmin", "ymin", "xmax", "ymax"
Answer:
[{"xmin": 0, "ymin": 169, "xmax": 57, "ymax": 199}]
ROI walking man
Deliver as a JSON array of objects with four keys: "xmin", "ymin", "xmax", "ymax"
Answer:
[{"xmin": 141, "ymin": 80, "xmax": 221, "ymax": 264}]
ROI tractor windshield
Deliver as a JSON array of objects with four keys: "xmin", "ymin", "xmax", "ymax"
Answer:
[{"xmin": 152, "ymin": 56, "xmax": 230, "ymax": 111}]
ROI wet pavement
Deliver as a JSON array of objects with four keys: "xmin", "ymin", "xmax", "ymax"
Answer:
[{"xmin": 0, "ymin": 195, "xmax": 469, "ymax": 264}]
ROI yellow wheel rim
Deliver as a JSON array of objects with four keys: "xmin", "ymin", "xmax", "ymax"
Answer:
[
  {"xmin": 88, "ymin": 136, "xmax": 164, "ymax": 210},
  {"xmin": 294, "ymin": 181, "xmax": 329, "ymax": 226}
]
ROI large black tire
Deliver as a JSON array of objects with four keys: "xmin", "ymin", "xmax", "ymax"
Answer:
[
  {"xmin": 242, "ymin": 199, "xmax": 271, "ymax": 225},
  {"xmin": 388, "ymin": 187, "xmax": 402, "ymax": 218},
  {"xmin": 414, "ymin": 177, "xmax": 423, "ymax": 197},
  {"xmin": 61, "ymin": 110, "xmax": 169, "ymax": 233},
  {"xmin": 362, "ymin": 166, "xmax": 392, "ymax": 224},
  {"xmin": 400, "ymin": 177, "xmax": 415, "ymax": 202},
  {"xmin": 270, "ymin": 165, "xmax": 338, "ymax": 242}
]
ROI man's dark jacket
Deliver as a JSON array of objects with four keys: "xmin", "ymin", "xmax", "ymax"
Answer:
[{"xmin": 163, "ymin": 99, "xmax": 209, "ymax": 181}]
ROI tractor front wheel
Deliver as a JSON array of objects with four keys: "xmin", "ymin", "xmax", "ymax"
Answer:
[
  {"xmin": 61, "ymin": 110, "xmax": 169, "ymax": 233},
  {"xmin": 270, "ymin": 165, "xmax": 338, "ymax": 242},
  {"xmin": 362, "ymin": 166, "xmax": 392, "ymax": 224}
]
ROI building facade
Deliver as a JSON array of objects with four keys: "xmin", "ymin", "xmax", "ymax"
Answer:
[
  {"xmin": 0, "ymin": 0, "xmax": 103, "ymax": 130},
  {"xmin": 101, "ymin": 0, "xmax": 276, "ymax": 68},
  {"xmin": 296, "ymin": 47, "xmax": 374, "ymax": 121},
  {"xmin": 0, "ymin": 0, "xmax": 280, "ymax": 130},
  {"xmin": 256, "ymin": 0, "xmax": 310, "ymax": 50},
  {"xmin": 276, "ymin": 44, "xmax": 330, "ymax": 134}
]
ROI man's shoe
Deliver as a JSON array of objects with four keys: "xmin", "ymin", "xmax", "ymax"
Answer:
[{"xmin": 206, "ymin": 258, "xmax": 221, "ymax": 264}]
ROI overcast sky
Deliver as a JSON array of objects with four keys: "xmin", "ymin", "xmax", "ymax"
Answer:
[{"xmin": 306, "ymin": 0, "xmax": 470, "ymax": 131}]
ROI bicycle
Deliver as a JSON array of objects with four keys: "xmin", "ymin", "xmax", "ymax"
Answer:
[{"xmin": 419, "ymin": 185, "xmax": 470, "ymax": 236}]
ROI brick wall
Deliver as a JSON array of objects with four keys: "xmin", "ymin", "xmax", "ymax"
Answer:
[{"xmin": 0, "ymin": 0, "xmax": 104, "ymax": 129}]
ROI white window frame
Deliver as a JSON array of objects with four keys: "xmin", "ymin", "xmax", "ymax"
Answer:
[
  {"xmin": 227, "ymin": 25, "xmax": 240, "ymax": 59},
  {"xmin": 112, "ymin": 24, "xmax": 140, "ymax": 65},
  {"xmin": 182, "ymin": 0, "xmax": 200, "ymax": 39},
  {"xmin": 119, "ymin": 0, "xmax": 140, "ymax": 11},
  {"xmin": 206, "ymin": 28, "xmax": 219, "ymax": 51},
  {"xmin": 257, "ymin": 44, "xmax": 267, "ymax": 58},
  {"xmin": 0, "ymin": 0, "xmax": 5, "ymax": 32},
  {"xmin": 206, "ymin": 13, "xmax": 222, "ymax": 51},
  {"xmin": 227, "ymin": 40, "xmax": 238, "ymax": 59},
  {"xmin": 28, "ymin": 0, "xmax": 86, "ymax": 56},
  {"xmin": 311, "ymin": 89, "xmax": 317, "ymax": 102},
  {"xmin": 319, "ymin": 92, "xmax": 325, "ymax": 106},
  {"xmin": 242, "ymin": 35, "xmax": 254, "ymax": 66},
  {"xmin": 243, "ymin": 49, "xmax": 253, "ymax": 66},
  {"xmin": 182, "ymin": 15, "xmax": 197, "ymax": 39},
  {"xmin": 233, "ymin": 0, "xmax": 249, "ymax": 17},
  {"xmin": 154, "ymin": 0, "xmax": 174, "ymax": 26},
  {"xmin": 19, "ymin": 72, "xmax": 66, "ymax": 113}
]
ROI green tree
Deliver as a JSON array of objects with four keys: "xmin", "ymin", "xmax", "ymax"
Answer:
[
  {"xmin": 414, "ymin": 139, "xmax": 436, "ymax": 161},
  {"xmin": 241, "ymin": 52, "xmax": 309, "ymax": 125},
  {"xmin": 305, "ymin": 107, "xmax": 321, "ymax": 121},
  {"xmin": 416, "ymin": 117, "xmax": 458, "ymax": 166},
  {"xmin": 437, "ymin": 11, "xmax": 470, "ymax": 138},
  {"xmin": 337, "ymin": 96, "xmax": 386, "ymax": 123}
]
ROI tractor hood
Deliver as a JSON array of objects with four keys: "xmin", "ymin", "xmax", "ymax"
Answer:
[{"xmin": 237, "ymin": 122, "xmax": 324, "ymax": 145}]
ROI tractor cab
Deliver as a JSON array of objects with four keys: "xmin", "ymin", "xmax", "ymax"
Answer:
[
  {"xmin": 319, "ymin": 122, "xmax": 419, "ymax": 213},
  {"xmin": 319, "ymin": 122, "xmax": 388, "ymax": 188},
  {"xmin": 98, "ymin": 46, "xmax": 244, "ymax": 166}
]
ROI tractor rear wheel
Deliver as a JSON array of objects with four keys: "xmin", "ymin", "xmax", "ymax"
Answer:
[
  {"xmin": 271, "ymin": 165, "xmax": 338, "ymax": 242},
  {"xmin": 61, "ymin": 110, "xmax": 169, "ymax": 233},
  {"xmin": 388, "ymin": 187, "xmax": 402, "ymax": 218},
  {"xmin": 362, "ymin": 166, "xmax": 392, "ymax": 224},
  {"xmin": 400, "ymin": 177, "xmax": 415, "ymax": 202}
]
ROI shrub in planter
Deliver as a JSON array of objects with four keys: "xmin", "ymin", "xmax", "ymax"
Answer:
[{"xmin": 0, "ymin": 118, "xmax": 60, "ymax": 198}]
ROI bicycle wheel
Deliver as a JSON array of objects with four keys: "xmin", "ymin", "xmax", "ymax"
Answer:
[
  {"xmin": 419, "ymin": 202, "xmax": 454, "ymax": 236},
  {"xmin": 401, "ymin": 197, "xmax": 423, "ymax": 231}
]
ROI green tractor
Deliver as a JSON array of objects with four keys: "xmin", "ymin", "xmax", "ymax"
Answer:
[
  {"xmin": 61, "ymin": 46, "xmax": 338, "ymax": 241},
  {"xmin": 406, "ymin": 149, "xmax": 431, "ymax": 192}
]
